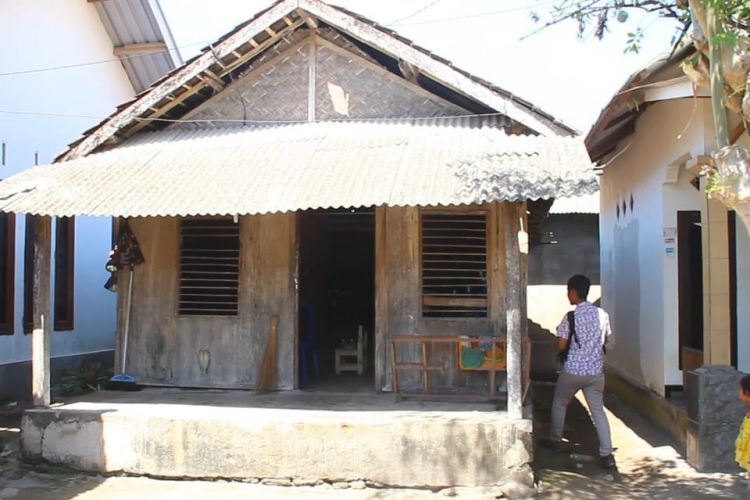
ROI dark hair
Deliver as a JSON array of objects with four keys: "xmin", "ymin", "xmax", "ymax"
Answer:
[
  {"xmin": 741, "ymin": 374, "xmax": 750, "ymax": 395},
  {"xmin": 567, "ymin": 275, "xmax": 591, "ymax": 301}
]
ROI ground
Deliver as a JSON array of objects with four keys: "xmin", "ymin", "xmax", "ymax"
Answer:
[{"xmin": 0, "ymin": 383, "xmax": 747, "ymax": 499}]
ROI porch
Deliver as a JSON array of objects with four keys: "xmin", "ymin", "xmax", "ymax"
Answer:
[{"xmin": 21, "ymin": 387, "xmax": 532, "ymax": 488}]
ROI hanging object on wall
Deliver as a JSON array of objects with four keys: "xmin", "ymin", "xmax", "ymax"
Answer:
[
  {"xmin": 103, "ymin": 220, "xmax": 145, "ymax": 292},
  {"xmin": 197, "ymin": 349, "xmax": 211, "ymax": 375}
]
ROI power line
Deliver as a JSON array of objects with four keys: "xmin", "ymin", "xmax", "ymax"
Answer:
[
  {"xmin": 388, "ymin": 0, "xmax": 445, "ymax": 26},
  {"xmin": 389, "ymin": 1, "xmax": 557, "ymax": 27},
  {"xmin": 0, "ymin": 108, "xmax": 512, "ymax": 125}
]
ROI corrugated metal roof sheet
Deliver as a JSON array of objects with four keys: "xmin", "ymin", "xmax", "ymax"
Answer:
[
  {"xmin": 0, "ymin": 120, "xmax": 596, "ymax": 218},
  {"xmin": 94, "ymin": 0, "xmax": 182, "ymax": 93}
]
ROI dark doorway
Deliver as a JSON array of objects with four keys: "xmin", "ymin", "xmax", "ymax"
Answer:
[
  {"xmin": 298, "ymin": 208, "xmax": 375, "ymax": 391},
  {"xmin": 677, "ymin": 211, "xmax": 703, "ymax": 376},
  {"xmin": 729, "ymin": 210, "xmax": 737, "ymax": 368}
]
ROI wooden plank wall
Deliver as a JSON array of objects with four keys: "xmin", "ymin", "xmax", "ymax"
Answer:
[
  {"xmin": 120, "ymin": 214, "xmax": 296, "ymax": 390},
  {"xmin": 377, "ymin": 202, "xmax": 511, "ymax": 392}
]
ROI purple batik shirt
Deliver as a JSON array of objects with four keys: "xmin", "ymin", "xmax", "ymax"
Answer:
[{"xmin": 556, "ymin": 301, "xmax": 612, "ymax": 376}]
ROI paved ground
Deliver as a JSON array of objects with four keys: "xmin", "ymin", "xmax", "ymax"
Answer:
[{"xmin": 0, "ymin": 383, "xmax": 748, "ymax": 499}]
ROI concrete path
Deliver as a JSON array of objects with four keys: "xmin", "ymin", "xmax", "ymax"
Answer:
[{"xmin": 533, "ymin": 383, "xmax": 748, "ymax": 499}]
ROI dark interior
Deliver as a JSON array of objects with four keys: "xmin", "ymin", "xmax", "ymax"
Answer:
[{"xmin": 298, "ymin": 208, "xmax": 375, "ymax": 391}]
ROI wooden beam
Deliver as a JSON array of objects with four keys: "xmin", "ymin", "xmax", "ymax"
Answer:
[
  {"xmin": 31, "ymin": 215, "xmax": 52, "ymax": 407},
  {"xmin": 398, "ymin": 60, "xmax": 419, "ymax": 84},
  {"xmin": 199, "ymin": 70, "xmax": 226, "ymax": 93},
  {"xmin": 503, "ymin": 203, "xmax": 523, "ymax": 419},
  {"xmin": 730, "ymin": 121, "xmax": 746, "ymax": 144},
  {"xmin": 297, "ymin": 8, "xmax": 319, "ymax": 29},
  {"xmin": 308, "ymin": 39, "xmax": 316, "ymax": 121},
  {"xmin": 374, "ymin": 206, "xmax": 388, "ymax": 392},
  {"xmin": 113, "ymin": 42, "xmax": 168, "ymax": 57}
]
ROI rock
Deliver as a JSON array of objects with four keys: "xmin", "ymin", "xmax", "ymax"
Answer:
[
  {"xmin": 504, "ymin": 440, "xmax": 531, "ymax": 469},
  {"xmin": 499, "ymin": 480, "xmax": 536, "ymax": 498},
  {"xmin": 438, "ymin": 487, "xmax": 458, "ymax": 496},
  {"xmin": 242, "ymin": 478, "xmax": 260, "ymax": 484},
  {"xmin": 292, "ymin": 478, "xmax": 321, "ymax": 487},
  {"xmin": 350, "ymin": 480, "xmax": 366, "ymax": 490},
  {"xmin": 365, "ymin": 480, "xmax": 385, "ymax": 488},
  {"xmin": 0, "ymin": 487, "xmax": 19, "ymax": 498},
  {"xmin": 332, "ymin": 481, "xmax": 350, "ymax": 489},
  {"xmin": 260, "ymin": 478, "xmax": 292, "ymax": 487}
]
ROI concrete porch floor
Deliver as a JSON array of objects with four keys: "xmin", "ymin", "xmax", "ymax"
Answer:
[{"xmin": 20, "ymin": 388, "xmax": 532, "ymax": 488}]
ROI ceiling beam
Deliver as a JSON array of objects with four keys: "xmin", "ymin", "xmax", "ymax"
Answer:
[
  {"xmin": 297, "ymin": 8, "xmax": 319, "ymax": 29},
  {"xmin": 113, "ymin": 42, "xmax": 168, "ymax": 57}
]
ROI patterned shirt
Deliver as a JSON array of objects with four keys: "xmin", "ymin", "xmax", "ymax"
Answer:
[{"xmin": 556, "ymin": 301, "xmax": 612, "ymax": 376}]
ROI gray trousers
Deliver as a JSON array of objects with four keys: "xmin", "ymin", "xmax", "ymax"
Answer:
[{"xmin": 549, "ymin": 370, "xmax": 613, "ymax": 457}]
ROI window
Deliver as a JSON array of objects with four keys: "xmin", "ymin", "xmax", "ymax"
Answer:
[
  {"xmin": 23, "ymin": 215, "xmax": 34, "ymax": 334},
  {"xmin": 0, "ymin": 213, "xmax": 15, "ymax": 335},
  {"xmin": 421, "ymin": 211, "xmax": 488, "ymax": 318},
  {"xmin": 179, "ymin": 218, "xmax": 240, "ymax": 316},
  {"xmin": 54, "ymin": 217, "xmax": 75, "ymax": 330}
]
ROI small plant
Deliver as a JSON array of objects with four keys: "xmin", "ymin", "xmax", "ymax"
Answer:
[{"xmin": 55, "ymin": 362, "xmax": 112, "ymax": 397}]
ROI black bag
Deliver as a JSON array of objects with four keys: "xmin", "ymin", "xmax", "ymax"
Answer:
[{"xmin": 557, "ymin": 311, "xmax": 578, "ymax": 364}]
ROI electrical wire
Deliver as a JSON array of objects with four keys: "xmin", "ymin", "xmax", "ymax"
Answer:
[
  {"xmin": 388, "ymin": 0, "xmax": 445, "ymax": 26},
  {"xmin": 390, "ymin": 1, "xmax": 557, "ymax": 27}
]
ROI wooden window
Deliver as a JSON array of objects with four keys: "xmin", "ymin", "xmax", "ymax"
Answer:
[
  {"xmin": 54, "ymin": 217, "xmax": 75, "ymax": 331},
  {"xmin": 23, "ymin": 215, "xmax": 34, "ymax": 334},
  {"xmin": 0, "ymin": 213, "xmax": 15, "ymax": 335},
  {"xmin": 421, "ymin": 211, "xmax": 488, "ymax": 318},
  {"xmin": 179, "ymin": 218, "xmax": 240, "ymax": 316}
]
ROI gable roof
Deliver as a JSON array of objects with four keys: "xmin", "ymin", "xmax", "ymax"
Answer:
[{"xmin": 58, "ymin": 0, "xmax": 576, "ymax": 162}]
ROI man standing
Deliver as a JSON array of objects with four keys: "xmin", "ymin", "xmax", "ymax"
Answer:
[{"xmin": 545, "ymin": 274, "xmax": 615, "ymax": 469}]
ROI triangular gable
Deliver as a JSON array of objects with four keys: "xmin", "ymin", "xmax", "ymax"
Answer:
[{"xmin": 59, "ymin": 0, "xmax": 575, "ymax": 162}]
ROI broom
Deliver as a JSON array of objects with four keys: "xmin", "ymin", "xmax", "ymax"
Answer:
[{"xmin": 255, "ymin": 315, "xmax": 279, "ymax": 393}]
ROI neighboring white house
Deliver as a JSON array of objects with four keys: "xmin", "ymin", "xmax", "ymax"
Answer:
[
  {"xmin": 587, "ymin": 46, "xmax": 750, "ymax": 405},
  {"xmin": 0, "ymin": 0, "xmax": 180, "ymax": 401}
]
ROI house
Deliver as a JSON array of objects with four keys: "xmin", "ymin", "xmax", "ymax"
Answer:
[
  {"xmin": 0, "ymin": 0, "xmax": 181, "ymax": 402},
  {"xmin": 2, "ymin": 0, "xmax": 596, "ymax": 485},
  {"xmin": 587, "ymin": 46, "xmax": 750, "ymax": 461}
]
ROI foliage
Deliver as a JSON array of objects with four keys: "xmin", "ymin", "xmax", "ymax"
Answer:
[{"xmin": 55, "ymin": 362, "xmax": 111, "ymax": 397}]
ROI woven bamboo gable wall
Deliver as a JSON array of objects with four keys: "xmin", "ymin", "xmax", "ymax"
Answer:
[{"xmin": 180, "ymin": 28, "xmax": 466, "ymax": 125}]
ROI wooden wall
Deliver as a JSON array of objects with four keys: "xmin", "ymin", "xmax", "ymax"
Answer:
[
  {"xmin": 375, "ymin": 202, "xmax": 520, "ymax": 392},
  {"xmin": 118, "ymin": 214, "xmax": 296, "ymax": 390}
]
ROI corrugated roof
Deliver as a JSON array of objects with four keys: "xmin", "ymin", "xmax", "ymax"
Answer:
[
  {"xmin": 93, "ymin": 0, "xmax": 182, "ymax": 93},
  {"xmin": 0, "ymin": 120, "xmax": 595, "ymax": 218}
]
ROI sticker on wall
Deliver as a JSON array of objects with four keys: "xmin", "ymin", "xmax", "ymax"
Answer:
[{"xmin": 663, "ymin": 227, "xmax": 676, "ymax": 256}]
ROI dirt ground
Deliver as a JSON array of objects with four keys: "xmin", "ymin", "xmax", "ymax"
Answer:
[{"xmin": 0, "ymin": 383, "xmax": 748, "ymax": 499}]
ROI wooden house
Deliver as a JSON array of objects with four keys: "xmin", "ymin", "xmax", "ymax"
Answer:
[{"xmin": 0, "ymin": 0, "xmax": 595, "ymax": 418}]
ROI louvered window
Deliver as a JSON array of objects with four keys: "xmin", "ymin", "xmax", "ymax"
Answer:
[
  {"xmin": 421, "ymin": 211, "xmax": 488, "ymax": 318},
  {"xmin": 179, "ymin": 218, "xmax": 240, "ymax": 316}
]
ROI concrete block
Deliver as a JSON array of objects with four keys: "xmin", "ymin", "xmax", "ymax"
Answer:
[{"xmin": 687, "ymin": 419, "xmax": 742, "ymax": 472}]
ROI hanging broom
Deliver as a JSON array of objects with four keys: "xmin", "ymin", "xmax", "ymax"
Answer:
[{"xmin": 255, "ymin": 315, "xmax": 279, "ymax": 393}]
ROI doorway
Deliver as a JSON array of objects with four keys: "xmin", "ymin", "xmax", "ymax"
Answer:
[
  {"xmin": 677, "ymin": 210, "xmax": 703, "ymax": 384},
  {"xmin": 298, "ymin": 208, "xmax": 375, "ymax": 391}
]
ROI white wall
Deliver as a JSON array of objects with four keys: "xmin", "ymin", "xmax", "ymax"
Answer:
[
  {"xmin": 735, "ymin": 134, "xmax": 750, "ymax": 373},
  {"xmin": 600, "ymin": 98, "xmax": 707, "ymax": 394},
  {"xmin": 0, "ymin": 1, "xmax": 134, "ymax": 364}
]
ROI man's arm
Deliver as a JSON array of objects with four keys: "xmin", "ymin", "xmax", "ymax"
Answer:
[{"xmin": 557, "ymin": 337, "xmax": 569, "ymax": 352}]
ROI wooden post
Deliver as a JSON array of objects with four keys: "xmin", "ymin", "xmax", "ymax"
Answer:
[
  {"xmin": 374, "ymin": 206, "xmax": 388, "ymax": 391},
  {"xmin": 31, "ymin": 215, "xmax": 52, "ymax": 407},
  {"xmin": 503, "ymin": 203, "xmax": 523, "ymax": 419}
]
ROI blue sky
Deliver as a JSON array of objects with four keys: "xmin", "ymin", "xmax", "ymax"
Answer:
[{"xmin": 159, "ymin": 0, "xmax": 680, "ymax": 133}]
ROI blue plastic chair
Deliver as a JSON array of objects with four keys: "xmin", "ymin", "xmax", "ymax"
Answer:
[{"xmin": 298, "ymin": 300, "xmax": 319, "ymax": 386}]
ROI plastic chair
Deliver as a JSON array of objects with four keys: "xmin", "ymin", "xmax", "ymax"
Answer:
[{"xmin": 298, "ymin": 300, "xmax": 319, "ymax": 386}]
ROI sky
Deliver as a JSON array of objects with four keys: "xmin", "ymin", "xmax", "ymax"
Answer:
[{"xmin": 159, "ymin": 0, "xmax": 681, "ymax": 134}]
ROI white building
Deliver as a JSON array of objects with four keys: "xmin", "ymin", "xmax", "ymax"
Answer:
[
  {"xmin": 0, "ymin": 0, "xmax": 180, "ymax": 401},
  {"xmin": 587, "ymin": 46, "xmax": 750, "ymax": 443}
]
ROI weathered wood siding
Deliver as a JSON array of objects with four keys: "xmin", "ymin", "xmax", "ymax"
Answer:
[
  {"xmin": 376, "ymin": 203, "xmax": 512, "ymax": 392},
  {"xmin": 118, "ymin": 214, "xmax": 296, "ymax": 390}
]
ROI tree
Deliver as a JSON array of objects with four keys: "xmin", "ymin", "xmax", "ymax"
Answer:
[{"xmin": 532, "ymin": 1, "xmax": 750, "ymax": 231}]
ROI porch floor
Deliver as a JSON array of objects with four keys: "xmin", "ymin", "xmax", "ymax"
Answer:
[{"xmin": 21, "ymin": 388, "xmax": 531, "ymax": 488}]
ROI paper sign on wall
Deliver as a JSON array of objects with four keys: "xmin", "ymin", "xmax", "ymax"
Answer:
[{"xmin": 663, "ymin": 227, "xmax": 676, "ymax": 256}]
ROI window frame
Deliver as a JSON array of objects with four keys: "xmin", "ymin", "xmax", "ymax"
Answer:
[
  {"xmin": 0, "ymin": 212, "xmax": 15, "ymax": 335},
  {"xmin": 23, "ymin": 215, "xmax": 34, "ymax": 334},
  {"xmin": 54, "ymin": 217, "xmax": 75, "ymax": 331},
  {"xmin": 419, "ymin": 208, "xmax": 490, "ymax": 320}
]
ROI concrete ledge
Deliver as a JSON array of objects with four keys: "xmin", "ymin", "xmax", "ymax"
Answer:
[
  {"xmin": 605, "ymin": 366, "xmax": 687, "ymax": 449},
  {"xmin": 21, "ymin": 394, "xmax": 532, "ymax": 487}
]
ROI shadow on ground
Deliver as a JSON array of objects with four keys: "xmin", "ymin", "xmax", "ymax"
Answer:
[{"xmin": 532, "ymin": 382, "xmax": 747, "ymax": 499}]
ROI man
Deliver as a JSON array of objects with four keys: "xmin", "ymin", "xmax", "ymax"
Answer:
[{"xmin": 545, "ymin": 274, "xmax": 615, "ymax": 470}]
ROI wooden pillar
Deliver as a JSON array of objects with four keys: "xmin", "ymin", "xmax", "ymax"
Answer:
[
  {"xmin": 504, "ymin": 203, "xmax": 523, "ymax": 419},
  {"xmin": 374, "ymin": 206, "xmax": 388, "ymax": 391},
  {"xmin": 31, "ymin": 215, "xmax": 52, "ymax": 407}
]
